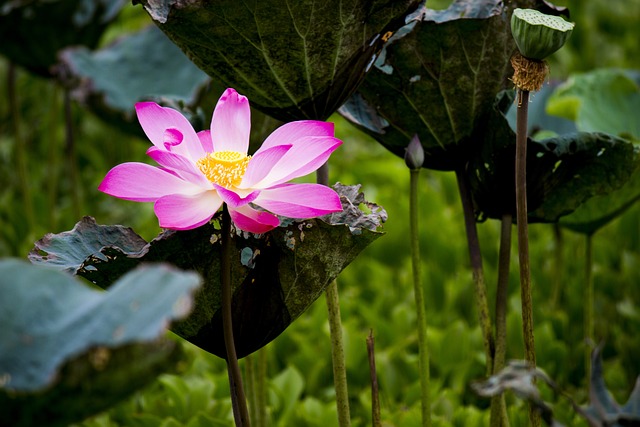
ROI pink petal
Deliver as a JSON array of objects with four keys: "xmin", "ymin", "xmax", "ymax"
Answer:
[
  {"xmin": 211, "ymin": 88, "xmax": 251, "ymax": 153},
  {"xmin": 239, "ymin": 144, "xmax": 291, "ymax": 188},
  {"xmin": 98, "ymin": 162, "xmax": 201, "ymax": 202},
  {"xmin": 229, "ymin": 205, "xmax": 279, "ymax": 234},
  {"xmin": 254, "ymin": 136, "xmax": 342, "ymax": 188},
  {"xmin": 260, "ymin": 120, "xmax": 334, "ymax": 150},
  {"xmin": 146, "ymin": 147, "xmax": 211, "ymax": 187},
  {"xmin": 135, "ymin": 102, "xmax": 204, "ymax": 161},
  {"xmin": 154, "ymin": 191, "xmax": 222, "ymax": 230},
  {"xmin": 198, "ymin": 130, "xmax": 213, "ymax": 152},
  {"xmin": 255, "ymin": 184, "xmax": 342, "ymax": 218},
  {"xmin": 214, "ymin": 185, "xmax": 260, "ymax": 208}
]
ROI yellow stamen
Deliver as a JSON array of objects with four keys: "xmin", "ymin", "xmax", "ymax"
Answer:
[{"xmin": 196, "ymin": 151, "xmax": 251, "ymax": 188}]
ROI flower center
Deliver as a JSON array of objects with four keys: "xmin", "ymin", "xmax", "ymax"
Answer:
[{"xmin": 196, "ymin": 151, "xmax": 251, "ymax": 188}]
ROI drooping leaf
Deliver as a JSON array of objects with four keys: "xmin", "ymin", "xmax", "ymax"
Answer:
[
  {"xmin": 0, "ymin": 0, "xmax": 126, "ymax": 77},
  {"xmin": 546, "ymin": 68, "xmax": 640, "ymax": 140},
  {"xmin": 0, "ymin": 260, "xmax": 201, "ymax": 427},
  {"xmin": 338, "ymin": 0, "xmax": 515, "ymax": 171},
  {"xmin": 468, "ymin": 92, "xmax": 639, "ymax": 223},
  {"xmin": 29, "ymin": 184, "xmax": 386, "ymax": 359},
  {"xmin": 132, "ymin": 0, "xmax": 421, "ymax": 121}
]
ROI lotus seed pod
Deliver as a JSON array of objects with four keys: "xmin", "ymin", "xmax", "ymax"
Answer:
[{"xmin": 511, "ymin": 8, "xmax": 574, "ymax": 61}]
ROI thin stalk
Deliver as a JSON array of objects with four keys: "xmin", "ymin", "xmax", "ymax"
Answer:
[
  {"xmin": 455, "ymin": 167, "xmax": 495, "ymax": 374},
  {"xmin": 8, "ymin": 63, "xmax": 35, "ymax": 230},
  {"xmin": 326, "ymin": 281, "xmax": 351, "ymax": 427},
  {"xmin": 64, "ymin": 89, "xmax": 81, "ymax": 218},
  {"xmin": 366, "ymin": 330, "xmax": 382, "ymax": 427},
  {"xmin": 491, "ymin": 214, "xmax": 513, "ymax": 427},
  {"xmin": 318, "ymin": 162, "xmax": 351, "ymax": 427},
  {"xmin": 48, "ymin": 85, "xmax": 61, "ymax": 230},
  {"xmin": 550, "ymin": 224, "xmax": 564, "ymax": 309},
  {"xmin": 256, "ymin": 348, "xmax": 268, "ymax": 427},
  {"xmin": 221, "ymin": 205, "xmax": 251, "ymax": 427},
  {"xmin": 245, "ymin": 355, "xmax": 258, "ymax": 425},
  {"xmin": 515, "ymin": 89, "xmax": 539, "ymax": 427},
  {"xmin": 584, "ymin": 233, "xmax": 594, "ymax": 383},
  {"xmin": 410, "ymin": 168, "xmax": 431, "ymax": 427}
]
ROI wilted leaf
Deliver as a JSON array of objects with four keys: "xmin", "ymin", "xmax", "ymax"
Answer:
[
  {"xmin": 0, "ymin": 260, "xmax": 201, "ymax": 427},
  {"xmin": 133, "ymin": 0, "xmax": 421, "ymax": 121},
  {"xmin": 29, "ymin": 184, "xmax": 385, "ymax": 358},
  {"xmin": 546, "ymin": 68, "xmax": 640, "ymax": 140},
  {"xmin": 0, "ymin": 0, "xmax": 126, "ymax": 77}
]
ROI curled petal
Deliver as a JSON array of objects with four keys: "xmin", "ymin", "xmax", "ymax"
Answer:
[
  {"xmin": 260, "ymin": 120, "xmax": 334, "ymax": 150},
  {"xmin": 255, "ymin": 184, "xmax": 342, "ymax": 218},
  {"xmin": 255, "ymin": 136, "xmax": 342, "ymax": 187},
  {"xmin": 229, "ymin": 205, "xmax": 279, "ymax": 234},
  {"xmin": 214, "ymin": 185, "xmax": 260, "ymax": 208},
  {"xmin": 147, "ymin": 147, "xmax": 211, "ymax": 187},
  {"xmin": 240, "ymin": 144, "xmax": 291, "ymax": 188},
  {"xmin": 211, "ymin": 88, "xmax": 251, "ymax": 153},
  {"xmin": 198, "ymin": 130, "xmax": 213, "ymax": 153},
  {"xmin": 98, "ymin": 162, "xmax": 201, "ymax": 202},
  {"xmin": 154, "ymin": 191, "xmax": 222, "ymax": 230},
  {"xmin": 135, "ymin": 102, "xmax": 204, "ymax": 161}
]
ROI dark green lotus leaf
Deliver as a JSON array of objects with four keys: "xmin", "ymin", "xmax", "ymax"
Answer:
[
  {"xmin": 0, "ymin": 0, "xmax": 126, "ymax": 77},
  {"xmin": 469, "ymin": 94, "xmax": 638, "ymax": 222},
  {"xmin": 29, "ymin": 184, "xmax": 385, "ymax": 359},
  {"xmin": 132, "ymin": 0, "xmax": 421, "ymax": 121},
  {"xmin": 338, "ymin": 0, "xmax": 515, "ymax": 171},
  {"xmin": 546, "ymin": 68, "xmax": 640, "ymax": 140},
  {"xmin": 558, "ymin": 167, "xmax": 640, "ymax": 235},
  {"xmin": 0, "ymin": 260, "xmax": 200, "ymax": 427}
]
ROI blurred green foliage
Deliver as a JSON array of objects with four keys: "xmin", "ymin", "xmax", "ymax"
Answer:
[{"xmin": 1, "ymin": 1, "xmax": 639, "ymax": 426}]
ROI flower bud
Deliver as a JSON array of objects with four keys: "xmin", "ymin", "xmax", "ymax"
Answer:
[
  {"xmin": 404, "ymin": 134, "xmax": 424, "ymax": 170},
  {"xmin": 511, "ymin": 8, "xmax": 574, "ymax": 61}
]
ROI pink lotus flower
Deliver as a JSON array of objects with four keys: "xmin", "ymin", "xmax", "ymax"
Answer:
[{"xmin": 99, "ymin": 88, "xmax": 343, "ymax": 233}]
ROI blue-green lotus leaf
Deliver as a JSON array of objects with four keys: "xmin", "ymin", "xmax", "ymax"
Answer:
[{"xmin": 0, "ymin": 260, "xmax": 200, "ymax": 427}]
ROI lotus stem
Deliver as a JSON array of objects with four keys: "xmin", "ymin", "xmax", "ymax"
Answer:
[
  {"xmin": 491, "ymin": 214, "xmax": 513, "ymax": 427},
  {"xmin": 325, "ymin": 280, "xmax": 351, "ymax": 427},
  {"xmin": 64, "ymin": 89, "xmax": 82, "ymax": 219},
  {"xmin": 515, "ymin": 88, "xmax": 540, "ymax": 427},
  {"xmin": 256, "ymin": 347, "xmax": 268, "ymax": 427},
  {"xmin": 221, "ymin": 205, "xmax": 251, "ymax": 427},
  {"xmin": 366, "ymin": 330, "xmax": 382, "ymax": 427},
  {"xmin": 409, "ymin": 168, "xmax": 431, "ymax": 427},
  {"xmin": 584, "ymin": 233, "xmax": 594, "ymax": 383},
  {"xmin": 318, "ymin": 162, "xmax": 351, "ymax": 427},
  {"xmin": 8, "ymin": 63, "xmax": 35, "ymax": 230},
  {"xmin": 454, "ymin": 167, "xmax": 495, "ymax": 374}
]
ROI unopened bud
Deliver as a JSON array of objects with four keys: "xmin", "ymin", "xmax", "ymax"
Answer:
[{"xmin": 404, "ymin": 134, "xmax": 424, "ymax": 170}]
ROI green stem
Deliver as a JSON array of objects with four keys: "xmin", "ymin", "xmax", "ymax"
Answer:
[
  {"xmin": 455, "ymin": 167, "xmax": 495, "ymax": 375},
  {"xmin": 8, "ymin": 63, "xmax": 35, "ymax": 230},
  {"xmin": 491, "ymin": 214, "xmax": 512, "ymax": 427},
  {"xmin": 584, "ymin": 233, "xmax": 594, "ymax": 383},
  {"xmin": 221, "ymin": 206, "xmax": 251, "ymax": 427},
  {"xmin": 550, "ymin": 224, "xmax": 564, "ymax": 309},
  {"xmin": 48, "ymin": 85, "xmax": 61, "ymax": 230},
  {"xmin": 256, "ymin": 348, "xmax": 268, "ymax": 427},
  {"xmin": 318, "ymin": 162, "xmax": 351, "ymax": 427},
  {"xmin": 325, "ymin": 280, "xmax": 351, "ymax": 427},
  {"xmin": 410, "ymin": 168, "xmax": 431, "ymax": 427},
  {"xmin": 366, "ymin": 330, "xmax": 382, "ymax": 427},
  {"xmin": 64, "ymin": 89, "xmax": 81, "ymax": 219},
  {"xmin": 515, "ymin": 89, "xmax": 539, "ymax": 427},
  {"xmin": 245, "ymin": 355, "xmax": 258, "ymax": 425}
]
